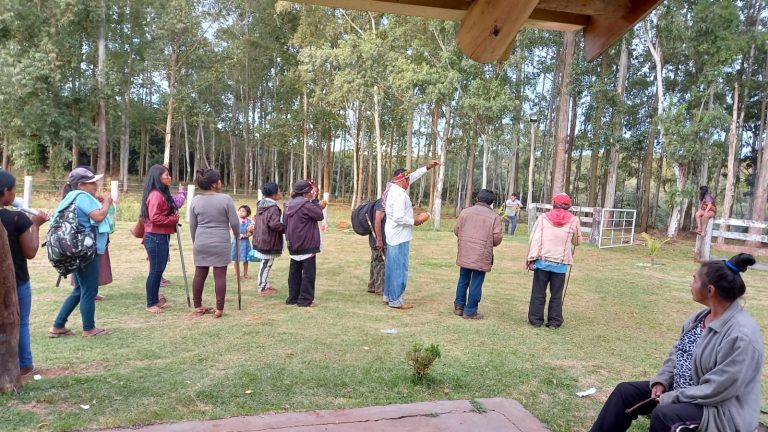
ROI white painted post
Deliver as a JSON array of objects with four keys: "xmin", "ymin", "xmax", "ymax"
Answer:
[
  {"xmin": 702, "ymin": 218, "xmax": 714, "ymax": 261},
  {"xmin": 257, "ymin": 190, "xmax": 263, "ymax": 202},
  {"xmin": 110, "ymin": 181, "xmax": 119, "ymax": 202},
  {"xmin": 186, "ymin": 185, "xmax": 195, "ymax": 222},
  {"xmin": 322, "ymin": 192, "xmax": 330, "ymax": 232},
  {"xmin": 22, "ymin": 176, "xmax": 32, "ymax": 208}
]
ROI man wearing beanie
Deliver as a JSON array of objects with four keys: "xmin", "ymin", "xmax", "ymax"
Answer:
[
  {"xmin": 383, "ymin": 160, "xmax": 440, "ymax": 309},
  {"xmin": 284, "ymin": 180, "xmax": 325, "ymax": 307},
  {"xmin": 525, "ymin": 192, "xmax": 581, "ymax": 328}
]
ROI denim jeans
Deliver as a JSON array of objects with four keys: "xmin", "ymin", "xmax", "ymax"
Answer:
[
  {"xmin": 504, "ymin": 215, "xmax": 518, "ymax": 235},
  {"xmin": 54, "ymin": 255, "xmax": 99, "ymax": 331},
  {"xmin": 454, "ymin": 267, "xmax": 486, "ymax": 315},
  {"xmin": 17, "ymin": 280, "xmax": 32, "ymax": 369},
  {"xmin": 144, "ymin": 233, "xmax": 170, "ymax": 307},
  {"xmin": 384, "ymin": 241, "xmax": 410, "ymax": 307}
]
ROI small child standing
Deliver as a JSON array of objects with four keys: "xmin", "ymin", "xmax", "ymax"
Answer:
[
  {"xmin": 251, "ymin": 182, "xmax": 284, "ymax": 294},
  {"xmin": 231, "ymin": 205, "xmax": 253, "ymax": 279}
]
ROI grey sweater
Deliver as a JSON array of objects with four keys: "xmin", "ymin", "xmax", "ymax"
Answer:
[{"xmin": 652, "ymin": 302, "xmax": 763, "ymax": 432}]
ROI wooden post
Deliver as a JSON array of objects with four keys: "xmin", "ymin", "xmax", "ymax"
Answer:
[
  {"xmin": 22, "ymin": 176, "xmax": 32, "ymax": 208},
  {"xmin": 0, "ymin": 224, "xmax": 21, "ymax": 391},
  {"xmin": 526, "ymin": 202, "xmax": 535, "ymax": 235},
  {"xmin": 590, "ymin": 207, "xmax": 602, "ymax": 245},
  {"xmin": 694, "ymin": 219, "xmax": 715, "ymax": 262},
  {"xmin": 186, "ymin": 185, "xmax": 195, "ymax": 223}
]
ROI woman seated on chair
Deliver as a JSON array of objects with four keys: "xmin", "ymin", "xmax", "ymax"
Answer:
[{"xmin": 589, "ymin": 253, "xmax": 763, "ymax": 432}]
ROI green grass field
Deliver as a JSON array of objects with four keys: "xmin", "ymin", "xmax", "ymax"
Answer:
[{"xmin": 1, "ymin": 200, "xmax": 767, "ymax": 432}]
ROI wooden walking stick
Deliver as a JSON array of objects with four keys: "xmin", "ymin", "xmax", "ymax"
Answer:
[
  {"xmin": 176, "ymin": 224, "xmax": 191, "ymax": 308},
  {"xmin": 561, "ymin": 244, "xmax": 576, "ymax": 304},
  {"xmin": 235, "ymin": 237, "xmax": 242, "ymax": 310}
]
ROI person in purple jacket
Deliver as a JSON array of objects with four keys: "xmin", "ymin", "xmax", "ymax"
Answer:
[{"xmin": 284, "ymin": 180, "xmax": 325, "ymax": 307}]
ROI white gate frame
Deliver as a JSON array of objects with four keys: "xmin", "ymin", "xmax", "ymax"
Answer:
[{"xmin": 598, "ymin": 208, "xmax": 636, "ymax": 249}]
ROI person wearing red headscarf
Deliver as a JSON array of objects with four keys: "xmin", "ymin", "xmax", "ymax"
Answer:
[{"xmin": 525, "ymin": 193, "xmax": 581, "ymax": 328}]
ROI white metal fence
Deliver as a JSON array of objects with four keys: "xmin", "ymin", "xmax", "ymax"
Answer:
[{"xmin": 598, "ymin": 208, "xmax": 636, "ymax": 248}]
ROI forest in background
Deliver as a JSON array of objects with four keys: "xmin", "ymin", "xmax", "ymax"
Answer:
[{"xmin": 0, "ymin": 0, "xmax": 767, "ymax": 236}]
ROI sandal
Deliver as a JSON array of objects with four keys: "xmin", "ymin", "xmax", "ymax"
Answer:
[
  {"xmin": 213, "ymin": 309, "xmax": 223, "ymax": 318},
  {"xmin": 146, "ymin": 306, "xmax": 164, "ymax": 314},
  {"xmin": 82, "ymin": 328, "xmax": 110, "ymax": 337},
  {"xmin": 48, "ymin": 327, "xmax": 74, "ymax": 338},
  {"xmin": 194, "ymin": 306, "xmax": 213, "ymax": 315}
]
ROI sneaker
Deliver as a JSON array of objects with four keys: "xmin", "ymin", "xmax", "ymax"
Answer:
[
  {"xmin": 20, "ymin": 366, "xmax": 36, "ymax": 377},
  {"xmin": 545, "ymin": 323, "xmax": 562, "ymax": 329},
  {"xmin": 462, "ymin": 312, "xmax": 483, "ymax": 320}
]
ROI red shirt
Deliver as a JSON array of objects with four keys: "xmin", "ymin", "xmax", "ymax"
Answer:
[{"xmin": 144, "ymin": 190, "xmax": 179, "ymax": 234}]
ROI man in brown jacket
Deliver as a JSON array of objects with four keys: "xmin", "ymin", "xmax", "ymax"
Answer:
[{"xmin": 453, "ymin": 189, "xmax": 503, "ymax": 319}]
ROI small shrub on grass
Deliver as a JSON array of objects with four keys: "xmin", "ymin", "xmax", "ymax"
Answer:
[
  {"xmin": 640, "ymin": 232, "xmax": 669, "ymax": 265},
  {"xmin": 407, "ymin": 342, "xmax": 441, "ymax": 383}
]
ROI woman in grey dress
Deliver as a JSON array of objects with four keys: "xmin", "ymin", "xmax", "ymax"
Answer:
[{"xmin": 189, "ymin": 169, "xmax": 239, "ymax": 318}]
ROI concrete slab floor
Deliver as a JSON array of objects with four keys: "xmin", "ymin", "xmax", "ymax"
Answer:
[{"xmin": 100, "ymin": 398, "xmax": 550, "ymax": 432}]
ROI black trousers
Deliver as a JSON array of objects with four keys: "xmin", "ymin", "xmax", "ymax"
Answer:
[
  {"xmin": 590, "ymin": 381, "xmax": 703, "ymax": 432},
  {"xmin": 287, "ymin": 256, "xmax": 316, "ymax": 306},
  {"xmin": 528, "ymin": 269, "xmax": 565, "ymax": 327}
]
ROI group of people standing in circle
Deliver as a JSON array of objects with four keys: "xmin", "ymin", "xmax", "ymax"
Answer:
[{"xmin": 1, "ymin": 164, "xmax": 763, "ymax": 431}]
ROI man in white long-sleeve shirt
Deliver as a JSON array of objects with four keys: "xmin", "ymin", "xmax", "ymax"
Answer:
[{"xmin": 383, "ymin": 160, "xmax": 440, "ymax": 309}]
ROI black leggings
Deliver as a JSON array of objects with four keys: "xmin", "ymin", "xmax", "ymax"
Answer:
[{"xmin": 192, "ymin": 266, "xmax": 227, "ymax": 310}]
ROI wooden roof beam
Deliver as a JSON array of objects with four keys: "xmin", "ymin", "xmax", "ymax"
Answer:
[
  {"xmin": 456, "ymin": 0, "xmax": 540, "ymax": 64},
  {"xmin": 290, "ymin": 0, "xmax": 471, "ymax": 21},
  {"xmin": 584, "ymin": 0, "xmax": 663, "ymax": 61}
]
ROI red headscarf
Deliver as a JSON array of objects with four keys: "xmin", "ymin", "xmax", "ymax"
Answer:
[{"xmin": 545, "ymin": 193, "xmax": 575, "ymax": 227}]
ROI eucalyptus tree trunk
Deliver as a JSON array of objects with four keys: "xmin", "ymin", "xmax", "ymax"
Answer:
[
  {"xmin": 351, "ymin": 101, "xmax": 361, "ymax": 208},
  {"xmin": 0, "ymin": 224, "xmax": 20, "ymax": 392},
  {"xmin": 639, "ymin": 114, "xmax": 657, "ymax": 233},
  {"xmin": 603, "ymin": 39, "xmax": 628, "ymax": 210},
  {"xmin": 119, "ymin": 89, "xmax": 130, "ymax": 191},
  {"xmin": 433, "ymin": 103, "xmax": 453, "ymax": 231},
  {"xmin": 96, "ymin": 0, "xmax": 107, "ymax": 180},
  {"xmin": 183, "ymin": 117, "xmax": 190, "ymax": 182},
  {"xmin": 303, "ymin": 89, "xmax": 309, "ymax": 178},
  {"xmin": 564, "ymin": 94, "xmax": 577, "ymax": 194},
  {"xmin": 323, "ymin": 128, "xmax": 332, "ymax": 194},
  {"xmin": 719, "ymin": 82, "xmax": 740, "ymax": 244},
  {"xmin": 428, "ymin": 101, "xmax": 440, "ymax": 210},
  {"xmin": 406, "ymin": 93, "xmax": 415, "ymax": 170},
  {"xmin": 163, "ymin": 49, "xmax": 178, "ymax": 167},
  {"xmin": 373, "ymin": 85, "xmax": 383, "ymax": 198},
  {"xmin": 480, "ymin": 129, "xmax": 490, "ymax": 189},
  {"xmin": 464, "ymin": 130, "xmax": 477, "ymax": 208},
  {"xmin": 748, "ymin": 93, "xmax": 768, "ymax": 246},
  {"xmin": 551, "ymin": 31, "xmax": 575, "ymax": 196}
]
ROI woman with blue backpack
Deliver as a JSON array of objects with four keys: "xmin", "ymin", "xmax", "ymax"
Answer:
[{"xmin": 48, "ymin": 167, "xmax": 112, "ymax": 338}]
